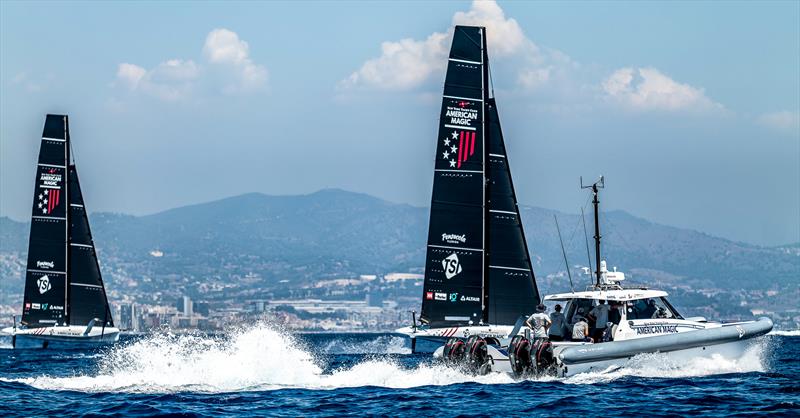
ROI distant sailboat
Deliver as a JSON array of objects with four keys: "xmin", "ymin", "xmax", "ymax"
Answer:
[
  {"xmin": 397, "ymin": 25, "xmax": 540, "ymax": 349},
  {"xmin": 2, "ymin": 114, "xmax": 119, "ymax": 348}
]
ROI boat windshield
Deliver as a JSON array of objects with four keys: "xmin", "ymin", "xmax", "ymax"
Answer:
[{"xmin": 626, "ymin": 297, "xmax": 683, "ymax": 320}]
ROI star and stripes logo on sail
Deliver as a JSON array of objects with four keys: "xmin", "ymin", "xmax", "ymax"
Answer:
[
  {"xmin": 37, "ymin": 188, "xmax": 61, "ymax": 215},
  {"xmin": 442, "ymin": 130, "xmax": 476, "ymax": 168}
]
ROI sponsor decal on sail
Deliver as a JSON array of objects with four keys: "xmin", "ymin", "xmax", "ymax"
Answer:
[
  {"xmin": 425, "ymin": 292, "xmax": 434, "ymax": 300},
  {"xmin": 434, "ymin": 292, "xmax": 447, "ymax": 301},
  {"xmin": 449, "ymin": 293, "xmax": 458, "ymax": 302},
  {"xmin": 442, "ymin": 253, "xmax": 462, "ymax": 279},
  {"xmin": 37, "ymin": 187, "xmax": 61, "ymax": 215},
  {"xmin": 36, "ymin": 260, "xmax": 54, "ymax": 269},
  {"xmin": 24, "ymin": 303, "xmax": 30, "ymax": 310},
  {"xmin": 460, "ymin": 295, "xmax": 480, "ymax": 302},
  {"xmin": 442, "ymin": 130, "xmax": 477, "ymax": 169},
  {"xmin": 37, "ymin": 275, "xmax": 52, "ymax": 294},
  {"xmin": 441, "ymin": 233, "xmax": 466, "ymax": 244},
  {"xmin": 31, "ymin": 303, "xmax": 41, "ymax": 310}
]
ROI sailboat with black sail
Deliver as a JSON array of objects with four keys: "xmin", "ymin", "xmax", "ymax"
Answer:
[
  {"xmin": 396, "ymin": 25, "xmax": 540, "ymax": 351},
  {"xmin": 1, "ymin": 114, "xmax": 119, "ymax": 348}
]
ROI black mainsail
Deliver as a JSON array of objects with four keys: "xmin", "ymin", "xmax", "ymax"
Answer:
[
  {"xmin": 21, "ymin": 115, "xmax": 113, "ymax": 328},
  {"xmin": 420, "ymin": 26, "xmax": 539, "ymax": 328}
]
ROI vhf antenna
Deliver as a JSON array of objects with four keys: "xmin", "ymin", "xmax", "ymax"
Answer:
[{"xmin": 581, "ymin": 176, "xmax": 605, "ymax": 287}]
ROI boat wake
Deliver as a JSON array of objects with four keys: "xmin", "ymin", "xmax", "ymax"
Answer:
[
  {"xmin": 769, "ymin": 329, "xmax": 800, "ymax": 337},
  {"xmin": 320, "ymin": 335, "xmax": 410, "ymax": 355},
  {"xmin": 1, "ymin": 324, "xmax": 771, "ymax": 393},
  {"xmin": 564, "ymin": 340, "xmax": 769, "ymax": 385},
  {"xmin": 2, "ymin": 324, "xmax": 512, "ymax": 393}
]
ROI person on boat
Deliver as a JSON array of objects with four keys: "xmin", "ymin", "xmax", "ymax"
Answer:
[
  {"xmin": 548, "ymin": 304, "xmax": 567, "ymax": 341},
  {"xmin": 653, "ymin": 307, "xmax": 669, "ymax": 319},
  {"xmin": 588, "ymin": 300, "xmax": 610, "ymax": 342},
  {"xmin": 601, "ymin": 321, "xmax": 616, "ymax": 342},
  {"xmin": 525, "ymin": 304, "xmax": 551, "ymax": 340},
  {"xmin": 641, "ymin": 299, "xmax": 657, "ymax": 318},
  {"xmin": 572, "ymin": 316, "xmax": 592, "ymax": 343}
]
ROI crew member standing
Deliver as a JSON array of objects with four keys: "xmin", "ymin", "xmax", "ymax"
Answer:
[
  {"xmin": 525, "ymin": 304, "xmax": 551, "ymax": 341},
  {"xmin": 589, "ymin": 300, "xmax": 610, "ymax": 342},
  {"xmin": 548, "ymin": 304, "xmax": 566, "ymax": 341}
]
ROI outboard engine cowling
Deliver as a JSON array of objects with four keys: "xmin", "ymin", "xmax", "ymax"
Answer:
[
  {"xmin": 508, "ymin": 335, "xmax": 533, "ymax": 377},
  {"xmin": 465, "ymin": 335, "xmax": 491, "ymax": 375},
  {"xmin": 443, "ymin": 337, "xmax": 466, "ymax": 365}
]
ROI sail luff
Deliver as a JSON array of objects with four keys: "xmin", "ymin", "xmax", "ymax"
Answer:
[{"xmin": 21, "ymin": 115, "xmax": 70, "ymax": 327}]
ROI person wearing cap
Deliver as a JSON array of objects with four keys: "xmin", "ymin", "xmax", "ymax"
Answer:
[
  {"xmin": 548, "ymin": 304, "xmax": 567, "ymax": 341},
  {"xmin": 525, "ymin": 304, "xmax": 551, "ymax": 340},
  {"xmin": 572, "ymin": 316, "xmax": 592, "ymax": 343}
]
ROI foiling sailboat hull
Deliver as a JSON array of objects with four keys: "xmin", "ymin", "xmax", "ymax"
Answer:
[{"xmin": 2, "ymin": 326, "xmax": 120, "ymax": 348}]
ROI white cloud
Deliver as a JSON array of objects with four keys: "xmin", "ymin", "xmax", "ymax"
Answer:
[
  {"xmin": 115, "ymin": 28, "xmax": 267, "ymax": 101},
  {"xmin": 203, "ymin": 28, "xmax": 267, "ymax": 93},
  {"xmin": 117, "ymin": 64, "xmax": 146, "ymax": 90},
  {"xmin": 757, "ymin": 110, "xmax": 800, "ymax": 134},
  {"xmin": 601, "ymin": 67, "xmax": 722, "ymax": 112},
  {"xmin": 340, "ymin": 0, "xmax": 556, "ymax": 91},
  {"xmin": 11, "ymin": 72, "xmax": 48, "ymax": 92}
]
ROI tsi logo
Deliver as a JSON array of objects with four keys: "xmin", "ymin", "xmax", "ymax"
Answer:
[
  {"xmin": 37, "ymin": 275, "xmax": 52, "ymax": 294},
  {"xmin": 442, "ymin": 253, "xmax": 463, "ymax": 279},
  {"xmin": 37, "ymin": 260, "xmax": 54, "ymax": 269}
]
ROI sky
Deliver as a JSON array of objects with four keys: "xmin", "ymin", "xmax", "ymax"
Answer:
[{"xmin": 1, "ymin": 0, "xmax": 798, "ymax": 246}]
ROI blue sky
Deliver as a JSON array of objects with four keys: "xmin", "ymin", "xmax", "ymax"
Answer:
[{"xmin": 1, "ymin": 1, "xmax": 798, "ymax": 246}]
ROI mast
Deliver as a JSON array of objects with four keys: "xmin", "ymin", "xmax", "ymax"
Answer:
[
  {"xmin": 581, "ymin": 176, "xmax": 604, "ymax": 287},
  {"xmin": 480, "ymin": 27, "xmax": 490, "ymax": 325},
  {"xmin": 64, "ymin": 116, "xmax": 70, "ymax": 325}
]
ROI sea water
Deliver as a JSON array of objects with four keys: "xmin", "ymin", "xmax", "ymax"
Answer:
[{"xmin": 0, "ymin": 324, "xmax": 797, "ymax": 416}]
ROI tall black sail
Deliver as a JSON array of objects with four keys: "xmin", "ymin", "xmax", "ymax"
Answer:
[
  {"xmin": 67, "ymin": 165, "xmax": 114, "ymax": 327},
  {"xmin": 485, "ymin": 99, "xmax": 540, "ymax": 324},
  {"xmin": 420, "ymin": 26, "xmax": 488, "ymax": 327},
  {"xmin": 22, "ymin": 115, "xmax": 70, "ymax": 327}
]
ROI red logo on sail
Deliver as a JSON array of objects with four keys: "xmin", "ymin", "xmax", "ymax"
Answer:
[
  {"xmin": 442, "ymin": 130, "xmax": 476, "ymax": 169},
  {"xmin": 38, "ymin": 188, "xmax": 61, "ymax": 215}
]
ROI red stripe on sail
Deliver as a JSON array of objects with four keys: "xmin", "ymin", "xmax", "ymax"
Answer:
[
  {"xmin": 470, "ymin": 132, "xmax": 475, "ymax": 156},
  {"xmin": 458, "ymin": 132, "xmax": 464, "ymax": 168}
]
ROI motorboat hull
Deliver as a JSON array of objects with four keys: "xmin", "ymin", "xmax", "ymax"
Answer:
[{"xmin": 434, "ymin": 317, "xmax": 773, "ymax": 377}]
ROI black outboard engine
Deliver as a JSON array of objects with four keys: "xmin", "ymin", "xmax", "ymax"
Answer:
[
  {"xmin": 508, "ymin": 335, "xmax": 533, "ymax": 377},
  {"xmin": 442, "ymin": 337, "xmax": 466, "ymax": 365},
  {"xmin": 465, "ymin": 335, "xmax": 492, "ymax": 375},
  {"xmin": 531, "ymin": 339, "xmax": 556, "ymax": 376}
]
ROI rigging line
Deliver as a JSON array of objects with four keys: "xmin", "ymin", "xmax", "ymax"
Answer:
[
  {"xmin": 488, "ymin": 60, "xmax": 495, "ymax": 98},
  {"xmin": 554, "ymin": 214, "xmax": 574, "ymax": 293},
  {"xmin": 565, "ymin": 194, "xmax": 594, "ymax": 249}
]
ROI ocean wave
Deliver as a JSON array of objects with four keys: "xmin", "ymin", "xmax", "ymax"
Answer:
[
  {"xmin": 768, "ymin": 329, "xmax": 800, "ymax": 337},
  {"xmin": 2, "ymin": 324, "xmax": 512, "ymax": 393},
  {"xmin": 0, "ymin": 324, "xmax": 772, "ymax": 393}
]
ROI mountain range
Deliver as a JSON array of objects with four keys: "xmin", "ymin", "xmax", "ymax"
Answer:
[{"xmin": 1, "ymin": 189, "xmax": 798, "ymax": 298}]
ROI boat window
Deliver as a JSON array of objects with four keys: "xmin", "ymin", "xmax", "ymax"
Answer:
[{"xmin": 626, "ymin": 297, "xmax": 677, "ymax": 320}]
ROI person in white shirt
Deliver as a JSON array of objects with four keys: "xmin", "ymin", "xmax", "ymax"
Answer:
[
  {"xmin": 525, "ymin": 304, "xmax": 552, "ymax": 340},
  {"xmin": 572, "ymin": 316, "xmax": 592, "ymax": 342},
  {"xmin": 589, "ymin": 300, "xmax": 610, "ymax": 342}
]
